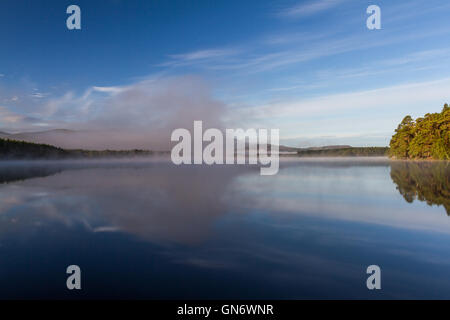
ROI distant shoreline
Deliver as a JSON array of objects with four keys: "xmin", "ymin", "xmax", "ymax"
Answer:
[
  {"xmin": 3, "ymin": 137, "xmax": 448, "ymax": 161},
  {"xmin": 294, "ymin": 146, "xmax": 389, "ymax": 157},
  {"xmin": 0, "ymin": 138, "xmax": 169, "ymax": 160},
  {"xmin": 0, "ymin": 137, "xmax": 392, "ymax": 160}
]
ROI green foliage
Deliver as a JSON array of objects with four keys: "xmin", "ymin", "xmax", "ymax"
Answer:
[
  {"xmin": 297, "ymin": 147, "xmax": 389, "ymax": 157},
  {"xmin": 389, "ymin": 104, "xmax": 450, "ymax": 160},
  {"xmin": 390, "ymin": 161, "xmax": 450, "ymax": 215}
]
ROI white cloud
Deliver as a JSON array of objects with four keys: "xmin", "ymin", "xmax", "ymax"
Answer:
[
  {"xmin": 161, "ymin": 25, "xmax": 450, "ymax": 78},
  {"xmin": 162, "ymin": 48, "xmax": 240, "ymax": 68},
  {"xmin": 92, "ymin": 86, "xmax": 125, "ymax": 94},
  {"xmin": 169, "ymin": 49, "xmax": 238, "ymax": 61},
  {"xmin": 229, "ymin": 77, "xmax": 450, "ymax": 146},
  {"xmin": 307, "ymin": 48, "xmax": 450, "ymax": 81},
  {"xmin": 243, "ymin": 78, "xmax": 450, "ymax": 123},
  {"xmin": 278, "ymin": 0, "xmax": 345, "ymax": 18},
  {"xmin": 0, "ymin": 106, "xmax": 25, "ymax": 124},
  {"xmin": 31, "ymin": 92, "xmax": 47, "ymax": 99}
]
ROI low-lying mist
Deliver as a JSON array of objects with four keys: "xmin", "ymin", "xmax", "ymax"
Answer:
[{"xmin": 9, "ymin": 76, "xmax": 228, "ymax": 151}]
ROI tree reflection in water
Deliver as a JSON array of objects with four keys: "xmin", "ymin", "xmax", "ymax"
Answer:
[{"xmin": 390, "ymin": 161, "xmax": 450, "ymax": 215}]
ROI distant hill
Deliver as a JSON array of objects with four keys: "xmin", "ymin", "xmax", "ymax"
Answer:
[
  {"xmin": 247, "ymin": 142, "xmax": 352, "ymax": 153},
  {"xmin": 4, "ymin": 129, "xmax": 76, "ymax": 144},
  {"xmin": 296, "ymin": 147, "xmax": 389, "ymax": 157},
  {"xmin": 300, "ymin": 145, "xmax": 352, "ymax": 151},
  {"xmin": 0, "ymin": 129, "xmax": 166, "ymax": 150},
  {"xmin": 281, "ymin": 145, "xmax": 353, "ymax": 153},
  {"xmin": 0, "ymin": 129, "xmax": 388, "ymax": 158},
  {"xmin": 0, "ymin": 129, "xmax": 360, "ymax": 153}
]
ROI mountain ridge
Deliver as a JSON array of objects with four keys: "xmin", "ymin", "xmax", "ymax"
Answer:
[{"xmin": 0, "ymin": 128, "xmax": 357, "ymax": 152}]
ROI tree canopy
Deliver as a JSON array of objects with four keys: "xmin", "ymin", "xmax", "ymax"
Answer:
[{"xmin": 389, "ymin": 104, "xmax": 450, "ymax": 160}]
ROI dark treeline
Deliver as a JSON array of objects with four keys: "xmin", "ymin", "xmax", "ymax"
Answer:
[
  {"xmin": 0, "ymin": 138, "xmax": 163, "ymax": 159},
  {"xmin": 296, "ymin": 147, "xmax": 389, "ymax": 157},
  {"xmin": 389, "ymin": 104, "xmax": 450, "ymax": 160},
  {"xmin": 0, "ymin": 138, "xmax": 68, "ymax": 159},
  {"xmin": 390, "ymin": 161, "xmax": 450, "ymax": 215}
]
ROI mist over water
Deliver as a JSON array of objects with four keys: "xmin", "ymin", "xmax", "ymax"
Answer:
[
  {"xmin": 0, "ymin": 158, "xmax": 449, "ymax": 299},
  {"xmin": 7, "ymin": 76, "xmax": 229, "ymax": 151}
]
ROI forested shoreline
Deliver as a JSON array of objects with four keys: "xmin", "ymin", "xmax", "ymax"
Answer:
[
  {"xmin": 0, "ymin": 138, "xmax": 160, "ymax": 159},
  {"xmin": 389, "ymin": 104, "xmax": 450, "ymax": 160},
  {"xmin": 296, "ymin": 147, "xmax": 388, "ymax": 157}
]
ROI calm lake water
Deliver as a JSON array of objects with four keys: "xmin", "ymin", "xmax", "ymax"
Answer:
[{"xmin": 0, "ymin": 158, "xmax": 449, "ymax": 299}]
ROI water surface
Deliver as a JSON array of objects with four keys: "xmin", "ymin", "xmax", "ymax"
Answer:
[{"xmin": 0, "ymin": 158, "xmax": 449, "ymax": 299}]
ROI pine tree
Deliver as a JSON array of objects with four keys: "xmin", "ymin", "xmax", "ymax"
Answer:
[{"xmin": 389, "ymin": 104, "xmax": 450, "ymax": 160}]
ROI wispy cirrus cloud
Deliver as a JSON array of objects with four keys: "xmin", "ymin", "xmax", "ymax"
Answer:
[
  {"xmin": 263, "ymin": 31, "xmax": 332, "ymax": 45},
  {"xmin": 92, "ymin": 86, "xmax": 126, "ymax": 94},
  {"xmin": 277, "ymin": 0, "xmax": 346, "ymax": 18},
  {"xmin": 308, "ymin": 48, "xmax": 450, "ymax": 82},
  {"xmin": 229, "ymin": 77, "xmax": 450, "ymax": 146},
  {"xmin": 245, "ymin": 78, "xmax": 450, "ymax": 120},
  {"xmin": 161, "ymin": 21, "xmax": 450, "ymax": 78},
  {"xmin": 31, "ymin": 92, "xmax": 48, "ymax": 99},
  {"xmin": 170, "ymin": 49, "xmax": 238, "ymax": 61},
  {"xmin": 162, "ymin": 48, "xmax": 240, "ymax": 68}
]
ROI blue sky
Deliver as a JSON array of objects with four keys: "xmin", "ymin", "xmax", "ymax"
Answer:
[{"xmin": 1, "ymin": 0, "xmax": 450, "ymax": 147}]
